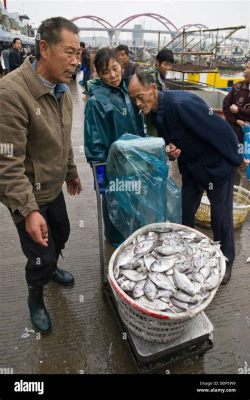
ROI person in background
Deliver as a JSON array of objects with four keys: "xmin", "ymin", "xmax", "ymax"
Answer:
[
  {"xmin": 79, "ymin": 42, "xmax": 91, "ymax": 92},
  {"xmin": 0, "ymin": 17, "xmax": 82, "ymax": 333},
  {"xmin": 19, "ymin": 45, "xmax": 27, "ymax": 64},
  {"xmin": 84, "ymin": 47, "xmax": 145, "ymax": 246},
  {"xmin": 0, "ymin": 44, "xmax": 10, "ymax": 75},
  {"xmin": 9, "ymin": 37, "xmax": 22, "ymax": 71},
  {"xmin": 145, "ymin": 49, "xmax": 175, "ymax": 136},
  {"xmin": 128, "ymin": 70, "xmax": 249, "ymax": 285},
  {"xmin": 148, "ymin": 49, "xmax": 174, "ymax": 91},
  {"xmin": 115, "ymin": 44, "xmax": 138, "ymax": 79},
  {"xmin": 223, "ymin": 60, "xmax": 250, "ymax": 144}
]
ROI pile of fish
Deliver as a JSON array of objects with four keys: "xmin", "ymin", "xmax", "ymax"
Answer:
[{"xmin": 113, "ymin": 228, "xmax": 224, "ymax": 315}]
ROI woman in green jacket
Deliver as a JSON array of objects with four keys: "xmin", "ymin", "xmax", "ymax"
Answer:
[
  {"xmin": 84, "ymin": 47, "xmax": 145, "ymax": 162},
  {"xmin": 84, "ymin": 47, "xmax": 145, "ymax": 245}
]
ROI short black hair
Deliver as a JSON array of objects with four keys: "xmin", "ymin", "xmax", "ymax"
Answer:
[
  {"xmin": 13, "ymin": 37, "xmax": 21, "ymax": 44},
  {"xmin": 115, "ymin": 44, "xmax": 129, "ymax": 55},
  {"xmin": 94, "ymin": 47, "xmax": 119, "ymax": 74},
  {"xmin": 35, "ymin": 17, "xmax": 79, "ymax": 60},
  {"xmin": 80, "ymin": 42, "xmax": 85, "ymax": 48},
  {"xmin": 156, "ymin": 49, "xmax": 174, "ymax": 64},
  {"xmin": 131, "ymin": 68, "xmax": 154, "ymax": 86}
]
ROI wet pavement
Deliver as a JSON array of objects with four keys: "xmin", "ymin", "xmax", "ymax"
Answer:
[{"xmin": 0, "ymin": 78, "xmax": 250, "ymax": 374}]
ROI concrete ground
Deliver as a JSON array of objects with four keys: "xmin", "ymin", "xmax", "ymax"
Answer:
[{"xmin": 0, "ymin": 79, "xmax": 249, "ymax": 374}]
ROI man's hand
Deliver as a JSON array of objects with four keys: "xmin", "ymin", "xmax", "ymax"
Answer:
[
  {"xmin": 166, "ymin": 143, "xmax": 181, "ymax": 160},
  {"xmin": 239, "ymin": 158, "xmax": 250, "ymax": 170},
  {"xmin": 236, "ymin": 119, "xmax": 248, "ymax": 127},
  {"xmin": 66, "ymin": 177, "xmax": 83, "ymax": 196},
  {"xmin": 25, "ymin": 211, "xmax": 48, "ymax": 247},
  {"xmin": 230, "ymin": 104, "xmax": 238, "ymax": 114}
]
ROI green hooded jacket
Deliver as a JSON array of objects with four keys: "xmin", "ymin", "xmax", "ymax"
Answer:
[{"xmin": 84, "ymin": 78, "xmax": 145, "ymax": 163}]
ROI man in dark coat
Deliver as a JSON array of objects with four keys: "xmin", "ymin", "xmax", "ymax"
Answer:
[
  {"xmin": 9, "ymin": 37, "xmax": 23, "ymax": 71},
  {"xmin": 223, "ymin": 60, "xmax": 250, "ymax": 143},
  {"xmin": 128, "ymin": 70, "xmax": 249, "ymax": 284}
]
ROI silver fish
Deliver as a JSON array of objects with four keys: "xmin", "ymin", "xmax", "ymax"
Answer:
[
  {"xmin": 144, "ymin": 254, "xmax": 156, "ymax": 271},
  {"xmin": 122, "ymin": 270, "xmax": 147, "ymax": 282},
  {"xmin": 181, "ymin": 232, "xmax": 197, "ymax": 240},
  {"xmin": 156, "ymin": 289, "xmax": 173, "ymax": 298},
  {"xmin": 204, "ymin": 270, "xmax": 220, "ymax": 290},
  {"xmin": 116, "ymin": 245, "xmax": 136, "ymax": 267},
  {"xmin": 137, "ymin": 296, "xmax": 168, "ymax": 311},
  {"xmin": 149, "ymin": 272, "xmax": 175, "ymax": 290},
  {"xmin": 117, "ymin": 276, "xmax": 126, "ymax": 285},
  {"xmin": 150, "ymin": 257, "xmax": 176, "ymax": 272},
  {"xmin": 166, "ymin": 275, "xmax": 177, "ymax": 290},
  {"xmin": 173, "ymin": 269, "xmax": 196, "ymax": 296},
  {"xmin": 144, "ymin": 279, "xmax": 157, "ymax": 301},
  {"xmin": 132, "ymin": 280, "xmax": 146, "ymax": 298},
  {"xmin": 154, "ymin": 245, "xmax": 181, "ymax": 256},
  {"xmin": 200, "ymin": 266, "xmax": 212, "ymax": 280},
  {"xmin": 172, "ymin": 291, "xmax": 198, "ymax": 304},
  {"xmin": 193, "ymin": 272, "xmax": 205, "ymax": 284},
  {"xmin": 146, "ymin": 231, "xmax": 159, "ymax": 240},
  {"xmin": 135, "ymin": 239, "xmax": 156, "ymax": 255},
  {"xmin": 171, "ymin": 298, "xmax": 189, "ymax": 311},
  {"xmin": 121, "ymin": 280, "xmax": 136, "ymax": 292},
  {"xmin": 120, "ymin": 261, "xmax": 141, "ymax": 270}
]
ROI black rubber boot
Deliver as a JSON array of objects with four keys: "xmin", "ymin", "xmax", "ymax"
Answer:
[
  {"xmin": 28, "ymin": 286, "xmax": 52, "ymax": 333},
  {"xmin": 51, "ymin": 267, "xmax": 74, "ymax": 286},
  {"xmin": 221, "ymin": 262, "xmax": 233, "ymax": 285}
]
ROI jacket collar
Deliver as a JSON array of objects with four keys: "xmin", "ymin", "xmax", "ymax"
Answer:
[
  {"xmin": 21, "ymin": 56, "xmax": 68, "ymax": 100},
  {"xmin": 153, "ymin": 90, "xmax": 165, "ymax": 125}
]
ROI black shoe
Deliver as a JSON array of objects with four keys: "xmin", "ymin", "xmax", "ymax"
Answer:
[
  {"xmin": 28, "ymin": 286, "xmax": 52, "ymax": 333},
  {"xmin": 51, "ymin": 267, "xmax": 75, "ymax": 286},
  {"xmin": 221, "ymin": 262, "xmax": 233, "ymax": 285}
]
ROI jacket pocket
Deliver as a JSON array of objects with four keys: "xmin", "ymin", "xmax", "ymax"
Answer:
[{"xmin": 31, "ymin": 159, "xmax": 43, "ymax": 191}]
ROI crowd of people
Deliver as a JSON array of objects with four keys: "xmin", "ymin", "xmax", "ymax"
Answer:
[
  {"xmin": 0, "ymin": 16, "xmax": 249, "ymax": 333},
  {"xmin": 0, "ymin": 37, "xmax": 34, "ymax": 76}
]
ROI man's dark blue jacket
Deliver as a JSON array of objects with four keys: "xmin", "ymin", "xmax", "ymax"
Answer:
[{"xmin": 152, "ymin": 91, "xmax": 243, "ymax": 186}]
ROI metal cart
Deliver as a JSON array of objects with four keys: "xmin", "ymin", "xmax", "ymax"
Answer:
[{"xmin": 92, "ymin": 163, "xmax": 214, "ymax": 373}]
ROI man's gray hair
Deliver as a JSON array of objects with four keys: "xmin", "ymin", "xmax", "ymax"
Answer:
[
  {"xmin": 35, "ymin": 17, "xmax": 79, "ymax": 60},
  {"xmin": 131, "ymin": 68, "xmax": 154, "ymax": 86}
]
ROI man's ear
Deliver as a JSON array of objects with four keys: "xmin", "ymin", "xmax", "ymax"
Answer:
[
  {"xmin": 39, "ymin": 40, "xmax": 49, "ymax": 59},
  {"xmin": 152, "ymin": 82, "xmax": 157, "ymax": 90}
]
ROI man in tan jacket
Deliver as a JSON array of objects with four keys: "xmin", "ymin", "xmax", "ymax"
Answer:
[{"xmin": 0, "ymin": 17, "xmax": 82, "ymax": 333}]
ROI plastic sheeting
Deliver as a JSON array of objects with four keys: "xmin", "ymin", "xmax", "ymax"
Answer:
[
  {"xmin": 166, "ymin": 176, "xmax": 182, "ymax": 224},
  {"xmin": 105, "ymin": 134, "xmax": 181, "ymax": 239}
]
